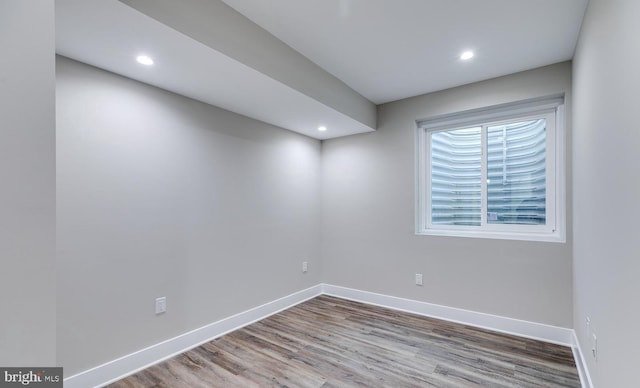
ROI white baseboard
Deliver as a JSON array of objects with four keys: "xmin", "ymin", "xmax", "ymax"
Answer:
[
  {"xmin": 322, "ymin": 284, "xmax": 575, "ymax": 347},
  {"xmin": 65, "ymin": 283, "xmax": 592, "ymax": 388},
  {"xmin": 572, "ymin": 331, "xmax": 594, "ymax": 388},
  {"xmin": 63, "ymin": 284, "xmax": 323, "ymax": 388}
]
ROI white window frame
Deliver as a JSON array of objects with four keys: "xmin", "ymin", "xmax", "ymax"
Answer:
[{"xmin": 415, "ymin": 96, "xmax": 566, "ymax": 242}]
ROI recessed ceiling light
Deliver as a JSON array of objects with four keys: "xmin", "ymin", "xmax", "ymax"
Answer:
[
  {"xmin": 460, "ymin": 51, "xmax": 474, "ymax": 61},
  {"xmin": 318, "ymin": 126, "xmax": 327, "ymax": 132},
  {"xmin": 136, "ymin": 55, "xmax": 154, "ymax": 66}
]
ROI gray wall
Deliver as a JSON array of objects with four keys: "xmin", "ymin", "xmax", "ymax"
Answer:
[
  {"xmin": 573, "ymin": 0, "xmax": 640, "ymax": 386},
  {"xmin": 0, "ymin": 1, "xmax": 56, "ymax": 366},
  {"xmin": 56, "ymin": 57, "xmax": 322, "ymax": 375},
  {"xmin": 322, "ymin": 62, "xmax": 573, "ymax": 327}
]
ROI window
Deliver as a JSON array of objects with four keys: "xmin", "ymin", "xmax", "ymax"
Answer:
[{"xmin": 416, "ymin": 97, "xmax": 565, "ymax": 242}]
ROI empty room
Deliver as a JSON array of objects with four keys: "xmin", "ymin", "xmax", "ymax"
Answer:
[{"xmin": 2, "ymin": 0, "xmax": 639, "ymax": 387}]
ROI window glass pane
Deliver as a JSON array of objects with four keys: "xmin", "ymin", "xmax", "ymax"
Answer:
[
  {"xmin": 430, "ymin": 127, "xmax": 481, "ymax": 226},
  {"xmin": 486, "ymin": 119, "xmax": 546, "ymax": 225}
]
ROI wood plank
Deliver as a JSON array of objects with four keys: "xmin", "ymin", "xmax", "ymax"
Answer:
[{"xmin": 108, "ymin": 295, "xmax": 580, "ymax": 387}]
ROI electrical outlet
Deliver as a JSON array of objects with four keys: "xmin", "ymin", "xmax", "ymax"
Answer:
[
  {"xmin": 591, "ymin": 333, "xmax": 598, "ymax": 361},
  {"xmin": 586, "ymin": 316, "xmax": 591, "ymax": 328},
  {"xmin": 155, "ymin": 297, "xmax": 166, "ymax": 315},
  {"xmin": 302, "ymin": 261, "xmax": 308, "ymax": 273},
  {"xmin": 415, "ymin": 273, "xmax": 423, "ymax": 286}
]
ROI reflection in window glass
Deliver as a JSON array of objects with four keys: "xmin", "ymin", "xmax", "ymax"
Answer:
[
  {"xmin": 430, "ymin": 127, "xmax": 481, "ymax": 226},
  {"xmin": 487, "ymin": 119, "xmax": 546, "ymax": 225}
]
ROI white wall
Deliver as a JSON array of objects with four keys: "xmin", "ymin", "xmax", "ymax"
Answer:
[
  {"xmin": 322, "ymin": 62, "xmax": 573, "ymax": 327},
  {"xmin": 56, "ymin": 57, "xmax": 322, "ymax": 375},
  {"xmin": 573, "ymin": 0, "xmax": 640, "ymax": 386},
  {"xmin": 0, "ymin": 1, "xmax": 56, "ymax": 366}
]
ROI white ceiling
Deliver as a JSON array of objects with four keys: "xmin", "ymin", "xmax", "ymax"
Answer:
[
  {"xmin": 55, "ymin": 0, "xmax": 374, "ymax": 140},
  {"xmin": 55, "ymin": 0, "xmax": 588, "ymax": 139},
  {"xmin": 222, "ymin": 0, "xmax": 589, "ymax": 104}
]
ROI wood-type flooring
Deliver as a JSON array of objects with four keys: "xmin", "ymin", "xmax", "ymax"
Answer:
[{"xmin": 109, "ymin": 295, "xmax": 581, "ymax": 387}]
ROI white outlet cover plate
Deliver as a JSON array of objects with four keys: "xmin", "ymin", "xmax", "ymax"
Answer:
[{"xmin": 155, "ymin": 297, "xmax": 167, "ymax": 314}]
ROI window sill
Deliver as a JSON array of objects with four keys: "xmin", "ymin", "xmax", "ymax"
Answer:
[{"xmin": 416, "ymin": 228, "xmax": 565, "ymax": 243}]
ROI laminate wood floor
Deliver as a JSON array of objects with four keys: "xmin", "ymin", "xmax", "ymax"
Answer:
[{"xmin": 109, "ymin": 295, "xmax": 580, "ymax": 387}]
